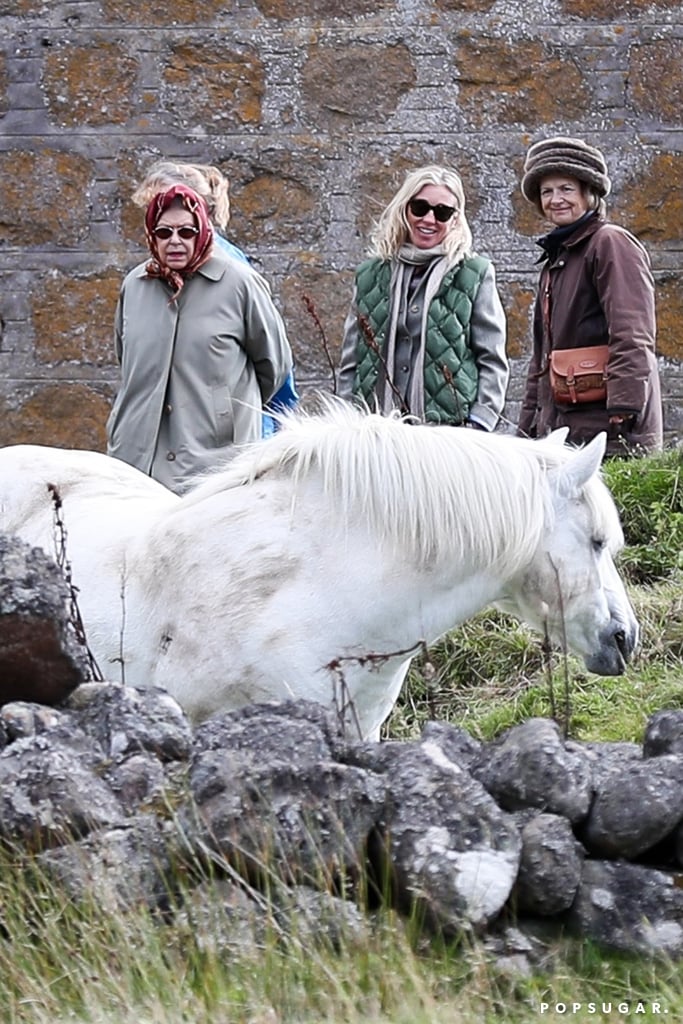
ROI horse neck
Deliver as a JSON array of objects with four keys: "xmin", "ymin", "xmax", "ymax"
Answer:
[
  {"xmin": 327, "ymin": 432, "xmax": 547, "ymax": 577},
  {"xmin": 175, "ymin": 417, "xmax": 551, "ymax": 592}
]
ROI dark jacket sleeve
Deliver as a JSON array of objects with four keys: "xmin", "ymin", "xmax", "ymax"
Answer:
[{"xmin": 591, "ymin": 225, "xmax": 656, "ymax": 417}]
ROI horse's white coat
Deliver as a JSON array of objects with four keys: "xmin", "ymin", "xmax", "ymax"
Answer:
[{"xmin": 0, "ymin": 401, "xmax": 638, "ymax": 739}]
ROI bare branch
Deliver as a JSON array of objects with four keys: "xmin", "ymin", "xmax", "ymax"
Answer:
[
  {"xmin": 325, "ymin": 639, "xmax": 426, "ymax": 740},
  {"xmin": 117, "ymin": 559, "xmax": 127, "ymax": 686},
  {"xmin": 440, "ymin": 363, "xmax": 465, "ymax": 424},
  {"xmin": 331, "ymin": 673, "xmax": 365, "ymax": 742},
  {"xmin": 543, "ymin": 558, "xmax": 572, "ymax": 739},
  {"xmin": 325, "ymin": 639, "xmax": 425, "ymax": 676},
  {"xmin": 301, "ymin": 292, "xmax": 338, "ymax": 394},
  {"xmin": 550, "ymin": 559, "xmax": 572, "ymax": 739},
  {"xmin": 47, "ymin": 483, "xmax": 104, "ymax": 682},
  {"xmin": 418, "ymin": 640, "xmax": 438, "ymax": 721},
  {"xmin": 542, "ymin": 620, "xmax": 556, "ymax": 722},
  {"xmin": 358, "ymin": 315, "xmax": 408, "ymax": 415}
]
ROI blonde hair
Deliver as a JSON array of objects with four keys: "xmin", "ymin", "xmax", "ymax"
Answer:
[
  {"xmin": 132, "ymin": 160, "xmax": 231, "ymax": 230},
  {"xmin": 369, "ymin": 165, "xmax": 473, "ymax": 265}
]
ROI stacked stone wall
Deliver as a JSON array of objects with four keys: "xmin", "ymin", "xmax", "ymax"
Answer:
[{"xmin": 1, "ymin": 0, "xmax": 683, "ymax": 448}]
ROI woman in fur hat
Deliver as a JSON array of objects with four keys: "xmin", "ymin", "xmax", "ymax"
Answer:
[{"xmin": 517, "ymin": 136, "xmax": 663, "ymax": 455}]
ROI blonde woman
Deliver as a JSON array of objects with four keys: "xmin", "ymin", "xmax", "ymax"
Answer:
[{"xmin": 338, "ymin": 165, "xmax": 508, "ymax": 430}]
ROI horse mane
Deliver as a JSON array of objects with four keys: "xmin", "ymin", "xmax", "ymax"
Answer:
[{"xmin": 179, "ymin": 399, "xmax": 615, "ymax": 573}]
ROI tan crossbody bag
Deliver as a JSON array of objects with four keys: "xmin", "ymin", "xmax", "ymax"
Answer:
[{"xmin": 548, "ymin": 345, "xmax": 609, "ymax": 405}]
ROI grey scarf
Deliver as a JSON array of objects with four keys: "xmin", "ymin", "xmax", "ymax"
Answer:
[
  {"xmin": 382, "ymin": 245, "xmax": 459, "ymax": 418},
  {"xmin": 398, "ymin": 242, "xmax": 448, "ymax": 265}
]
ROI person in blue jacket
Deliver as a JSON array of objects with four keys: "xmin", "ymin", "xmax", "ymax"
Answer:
[{"xmin": 132, "ymin": 160, "xmax": 299, "ymax": 435}]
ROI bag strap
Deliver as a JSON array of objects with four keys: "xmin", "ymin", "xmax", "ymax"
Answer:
[
  {"xmin": 541, "ymin": 265, "xmax": 554, "ymax": 355},
  {"xmin": 530, "ymin": 267, "xmax": 552, "ymax": 382}
]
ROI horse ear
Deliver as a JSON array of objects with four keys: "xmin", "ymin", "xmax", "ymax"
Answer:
[
  {"xmin": 547, "ymin": 427, "xmax": 570, "ymax": 445},
  {"xmin": 555, "ymin": 432, "xmax": 606, "ymax": 495}
]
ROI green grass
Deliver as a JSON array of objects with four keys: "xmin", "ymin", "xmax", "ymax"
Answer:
[
  {"xmin": 602, "ymin": 447, "xmax": 683, "ymax": 583},
  {"xmin": 1, "ymin": 848, "xmax": 681, "ymax": 1023},
  {"xmin": 386, "ymin": 579, "xmax": 683, "ymax": 744}
]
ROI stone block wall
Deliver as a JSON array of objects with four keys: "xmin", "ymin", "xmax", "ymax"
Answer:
[{"xmin": 1, "ymin": 0, "xmax": 682, "ymax": 450}]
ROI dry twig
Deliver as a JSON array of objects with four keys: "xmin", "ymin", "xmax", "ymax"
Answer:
[
  {"xmin": 47, "ymin": 483, "xmax": 104, "ymax": 682},
  {"xmin": 301, "ymin": 292, "xmax": 338, "ymax": 394}
]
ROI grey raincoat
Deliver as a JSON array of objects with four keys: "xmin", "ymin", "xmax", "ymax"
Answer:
[{"xmin": 106, "ymin": 251, "xmax": 292, "ymax": 493}]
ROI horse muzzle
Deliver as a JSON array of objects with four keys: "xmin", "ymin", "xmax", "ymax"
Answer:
[{"xmin": 583, "ymin": 617, "xmax": 639, "ymax": 676}]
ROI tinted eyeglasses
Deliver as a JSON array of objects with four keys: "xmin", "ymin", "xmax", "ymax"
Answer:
[
  {"xmin": 153, "ymin": 224, "xmax": 199, "ymax": 240},
  {"xmin": 407, "ymin": 198, "xmax": 457, "ymax": 223}
]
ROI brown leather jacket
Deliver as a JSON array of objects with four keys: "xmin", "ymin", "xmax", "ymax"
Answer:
[{"xmin": 518, "ymin": 214, "xmax": 663, "ymax": 455}]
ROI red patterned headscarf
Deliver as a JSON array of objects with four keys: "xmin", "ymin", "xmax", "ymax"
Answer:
[{"xmin": 144, "ymin": 184, "xmax": 214, "ymax": 301}]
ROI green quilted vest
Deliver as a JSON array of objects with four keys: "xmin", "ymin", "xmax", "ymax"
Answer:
[{"xmin": 353, "ymin": 255, "xmax": 489, "ymax": 424}]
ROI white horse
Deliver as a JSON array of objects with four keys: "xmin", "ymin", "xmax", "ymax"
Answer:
[{"xmin": 0, "ymin": 402, "xmax": 638, "ymax": 740}]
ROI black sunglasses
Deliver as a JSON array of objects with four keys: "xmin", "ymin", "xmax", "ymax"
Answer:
[
  {"xmin": 407, "ymin": 198, "xmax": 457, "ymax": 223},
  {"xmin": 153, "ymin": 225, "xmax": 199, "ymax": 240}
]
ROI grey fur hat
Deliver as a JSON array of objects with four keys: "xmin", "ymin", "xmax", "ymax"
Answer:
[{"xmin": 521, "ymin": 136, "xmax": 612, "ymax": 205}]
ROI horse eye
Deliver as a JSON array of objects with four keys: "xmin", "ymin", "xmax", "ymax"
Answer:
[{"xmin": 592, "ymin": 536, "xmax": 607, "ymax": 553}]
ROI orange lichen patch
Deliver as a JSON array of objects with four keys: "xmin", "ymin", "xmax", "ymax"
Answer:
[
  {"xmin": 0, "ymin": 384, "xmax": 112, "ymax": 451},
  {"xmin": 236, "ymin": 173, "xmax": 319, "ymax": 246},
  {"xmin": 653, "ymin": 277, "xmax": 683, "ymax": 361},
  {"xmin": 103, "ymin": 0, "xmax": 228, "ymax": 20},
  {"xmin": 628, "ymin": 39, "xmax": 683, "ymax": 121},
  {"xmin": 0, "ymin": 0, "xmax": 43, "ymax": 12},
  {"xmin": 116, "ymin": 150, "xmax": 152, "ymax": 243},
  {"xmin": 561, "ymin": 0, "xmax": 680, "ymax": 16},
  {"xmin": 435, "ymin": 0, "xmax": 497, "ymax": 11},
  {"xmin": 218, "ymin": 147, "xmax": 329, "ymax": 249},
  {"xmin": 32, "ymin": 272, "xmax": 121, "ymax": 367},
  {"xmin": 510, "ymin": 171, "xmax": 547, "ymax": 239},
  {"xmin": 454, "ymin": 37, "xmax": 591, "ymax": 126},
  {"xmin": 42, "ymin": 42, "xmax": 138, "ymax": 127},
  {"xmin": 500, "ymin": 280, "xmax": 536, "ymax": 360},
  {"xmin": 302, "ymin": 43, "xmax": 416, "ymax": 127},
  {"xmin": 0, "ymin": 150, "xmax": 94, "ymax": 246},
  {"xmin": 617, "ymin": 153, "xmax": 683, "ymax": 245},
  {"xmin": 162, "ymin": 45, "xmax": 265, "ymax": 128},
  {"xmin": 255, "ymin": 0, "xmax": 391, "ymax": 15}
]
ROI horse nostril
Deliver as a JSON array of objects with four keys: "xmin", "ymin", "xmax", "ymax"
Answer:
[{"xmin": 614, "ymin": 629, "xmax": 629, "ymax": 659}]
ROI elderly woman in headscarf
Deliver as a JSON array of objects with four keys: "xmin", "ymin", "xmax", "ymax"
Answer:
[
  {"xmin": 131, "ymin": 160, "xmax": 299, "ymax": 435},
  {"xmin": 517, "ymin": 136, "xmax": 663, "ymax": 455},
  {"xmin": 338, "ymin": 164, "xmax": 509, "ymax": 431},
  {"xmin": 106, "ymin": 184, "xmax": 293, "ymax": 493},
  {"xmin": 132, "ymin": 159, "xmax": 245, "ymax": 261}
]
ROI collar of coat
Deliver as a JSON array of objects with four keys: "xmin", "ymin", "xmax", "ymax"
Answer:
[
  {"xmin": 131, "ymin": 253, "xmax": 230, "ymax": 282},
  {"xmin": 535, "ymin": 211, "xmax": 604, "ymax": 263}
]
